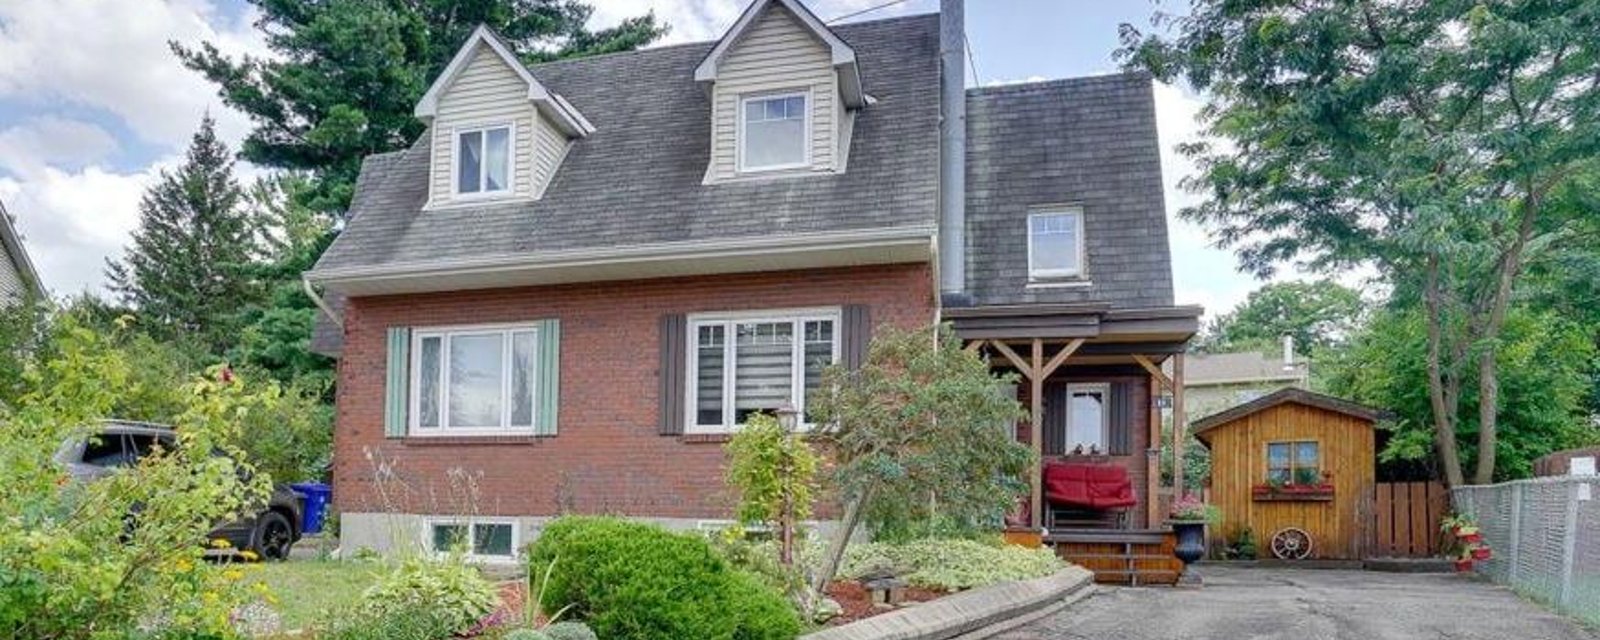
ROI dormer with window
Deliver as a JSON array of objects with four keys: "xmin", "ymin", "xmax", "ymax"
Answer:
[
  {"xmin": 416, "ymin": 26, "xmax": 594, "ymax": 209},
  {"xmin": 696, "ymin": 0, "xmax": 867, "ymax": 182}
]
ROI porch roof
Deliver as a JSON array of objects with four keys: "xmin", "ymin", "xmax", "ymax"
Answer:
[{"xmin": 945, "ymin": 303, "xmax": 1202, "ymax": 359}]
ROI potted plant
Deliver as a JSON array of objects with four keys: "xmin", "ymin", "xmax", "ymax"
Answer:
[
  {"xmin": 1168, "ymin": 494, "xmax": 1219, "ymax": 567},
  {"xmin": 1453, "ymin": 549, "xmax": 1475, "ymax": 572}
]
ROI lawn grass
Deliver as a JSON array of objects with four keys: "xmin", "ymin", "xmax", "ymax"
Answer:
[{"xmin": 240, "ymin": 560, "xmax": 383, "ymax": 631}]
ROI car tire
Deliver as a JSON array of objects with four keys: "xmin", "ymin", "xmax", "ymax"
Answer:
[{"xmin": 249, "ymin": 511, "xmax": 295, "ymax": 561}]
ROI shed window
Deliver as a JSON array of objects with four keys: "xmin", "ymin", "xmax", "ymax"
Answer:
[
  {"xmin": 1028, "ymin": 209, "xmax": 1084, "ymax": 279},
  {"xmin": 1267, "ymin": 441, "xmax": 1321, "ymax": 485},
  {"xmin": 1064, "ymin": 383, "xmax": 1109, "ymax": 452},
  {"xmin": 456, "ymin": 125, "xmax": 511, "ymax": 195},
  {"xmin": 740, "ymin": 92, "xmax": 809, "ymax": 171}
]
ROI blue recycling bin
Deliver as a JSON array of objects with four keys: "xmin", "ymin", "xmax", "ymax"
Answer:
[{"xmin": 290, "ymin": 482, "xmax": 332, "ymax": 535}]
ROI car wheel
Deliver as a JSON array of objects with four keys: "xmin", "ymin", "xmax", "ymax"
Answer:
[{"xmin": 249, "ymin": 511, "xmax": 295, "ymax": 561}]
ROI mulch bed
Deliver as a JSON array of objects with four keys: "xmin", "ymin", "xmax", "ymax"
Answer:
[{"xmin": 823, "ymin": 580, "xmax": 947, "ymax": 625}]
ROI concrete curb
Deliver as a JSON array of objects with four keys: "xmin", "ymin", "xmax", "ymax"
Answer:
[{"xmin": 801, "ymin": 566, "xmax": 1096, "ymax": 640}]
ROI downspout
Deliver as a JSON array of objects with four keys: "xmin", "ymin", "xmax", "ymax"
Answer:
[
  {"xmin": 302, "ymin": 276, "xmax": 343, "ymax": 329},
  {"xmin": 938, "ymin": 0, "xmax": 969, "ymax": 307}
]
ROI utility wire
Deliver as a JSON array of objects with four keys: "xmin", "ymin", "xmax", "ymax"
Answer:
[
  {"xmin": 826, "ymin": 0, "xmax": 916, "ymax": 24},
  {"xmin": 965, "ymin": 32, "xmax": 981, "ymax": 85}
]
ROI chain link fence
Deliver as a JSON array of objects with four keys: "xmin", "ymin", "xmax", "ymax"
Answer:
[{"xmin": 1452, "ymin": 476, "xmax": 1600, "ymax": 627}]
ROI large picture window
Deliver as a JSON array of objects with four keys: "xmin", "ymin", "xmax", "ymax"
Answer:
[
  {"xmin": 411, "ymin": 325, "xmax": 539, "ymax": 435},
  {"xmin": 456, "ymin": 124, "xmax": 511, "ymax": 195},
  {"xmin": 688, "ymin": 309, "xmax": 839, "ymax": 433},
  {"xmin": 1028, "ymin": 209, "xmax": 1084, "ymax": 279},
  {"xmin": 739, "ymin": 92, "xmax": 809, "ymax": 171}
]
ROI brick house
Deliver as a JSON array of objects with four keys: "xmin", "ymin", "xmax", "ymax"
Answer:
[{"xmin": 306, "ymin": 0, "xmax": 1201, "ymax": 560}]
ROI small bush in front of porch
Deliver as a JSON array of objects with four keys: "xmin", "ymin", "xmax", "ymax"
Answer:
[
  {"xmin": 831, "ymin": 538, "xmax": 1064, "ymax": 591},
  {"xmin": 526, "ymin": 516, "xmax": 799, "ymax": 640}
]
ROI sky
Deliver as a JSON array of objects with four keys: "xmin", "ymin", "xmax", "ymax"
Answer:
[{"xmin": 0, "ymin": 0, "xmax": 1293, "ymax": 318}]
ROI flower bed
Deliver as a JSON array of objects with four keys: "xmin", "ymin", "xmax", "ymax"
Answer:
[
  {"xmin": 822, "ymin": 580, "xmax": 946, "ymax": 626},
  {"xmin": 1252, "ymin": 483, "xmax": 1335, "ymax": 501}
]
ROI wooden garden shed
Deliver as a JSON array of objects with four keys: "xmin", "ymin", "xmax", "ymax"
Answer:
[{"xmin": 1193, "ymin": 388, "xmax": 1383, "ymax": 560}]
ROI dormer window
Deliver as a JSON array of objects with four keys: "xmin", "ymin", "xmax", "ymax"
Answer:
[
  {"xmin": 456, "ymin": 124, "xmax": 512, "ymax": 196},
  {"xmin": 739, "ymin": 92, "xmax": 809, "ymax": 172},
  {"xmin": 1028, "ymin": 208, "xmax": 1085, "ymax": 279}
]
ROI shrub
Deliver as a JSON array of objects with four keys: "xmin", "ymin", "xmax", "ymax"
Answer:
[
  {"xmin": 317, "ymin": 605, "xmax": 460, "ymax": 640},
  {"xmin": 355, "ymin": 554, "xmax": 499, "ymax": 633},
  {"xmin": 502, "ymin": 630, "xmax": 552, "ymax": 640},
  {"xmin": 542, "ymin": 621, "xmax": 598, "ymax": 640},
  {"xmin": 727, "ymin": 571, "xmax": 802, "ymax": 640},
  {"xmin": 833, "ymin": 538, "xmax": 1063, "ymax": 590},
  {"xmin": 527, "ymin": 517, "xmax": 797, "ymax": 640}
]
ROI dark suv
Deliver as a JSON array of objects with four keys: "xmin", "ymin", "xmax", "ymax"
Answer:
[{"xmin": 54, "ymin": 420, "xmax": 304, "ymax": 560}]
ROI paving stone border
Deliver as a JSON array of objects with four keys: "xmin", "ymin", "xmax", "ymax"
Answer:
[{"xmin": 801, "ymin": 566, "xmax": 1096, "ymax": 640}]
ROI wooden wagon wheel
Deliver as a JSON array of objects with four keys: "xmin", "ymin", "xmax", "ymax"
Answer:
[{"xmin": 1270, "ymin": 527, "xmax": 1314, "ymax": 560}]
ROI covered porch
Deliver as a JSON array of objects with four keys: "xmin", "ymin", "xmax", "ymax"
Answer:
[{"xmin": 949, "ymin": 303, "xmax": 1202, "ymax": 583}]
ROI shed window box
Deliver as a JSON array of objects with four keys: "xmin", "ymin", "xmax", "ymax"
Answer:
[{"xmin": 1251, "ymin": 483, "xmax": 1335, "ymax": 502}]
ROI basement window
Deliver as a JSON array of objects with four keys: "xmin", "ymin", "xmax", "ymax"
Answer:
[{"xmin": 427, "ymin": 519, "xmax": 517, "ymax": 559}]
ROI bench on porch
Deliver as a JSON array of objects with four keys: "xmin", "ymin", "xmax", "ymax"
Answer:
[{"xmin": 1044, "ymin": 462, "xmax": 1137, "ymax": 529}]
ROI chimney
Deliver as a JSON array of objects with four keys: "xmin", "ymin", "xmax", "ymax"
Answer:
[
  {"xmin": 938, "ymin": 0, "xmax": 968, "ymax": 305},
  {"xmin": 1282, "ymin": 335, "xmax": 1295, "ymax": 370}
]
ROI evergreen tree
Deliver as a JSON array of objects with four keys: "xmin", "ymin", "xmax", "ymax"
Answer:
[
  {"xmin": 174, "ymin": 0, "xmax": 665, "ymax": 213},
  {"xmin": 106, "ymin": 116, "xmax": 259, "ymax": 352}
]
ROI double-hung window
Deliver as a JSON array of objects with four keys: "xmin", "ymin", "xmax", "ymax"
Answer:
[
  {"xmin": 1028, "ymin": 208, "xmax": 1085, "ymax": 279},
  {"xmin": 739, "ymin": 92, "xmax": 809, "ymax": 171},
  {"xmin": 456, "ymin": 124, "xmax": 512, "ymax": 195},
  {"xmin": 411, "ymin": 325, "xmax": 539, "ymax": 435},
  {"xmin": 1267, "ymin": 441, "xmax": 1321, "ymax": 485},
  {"xmin": 1064, "ymin": 383, "xmax": 1109, "ymax": 451},
  {"xmin": 689, "ymin": 309, "xmax": 839, "ymax": 433}
]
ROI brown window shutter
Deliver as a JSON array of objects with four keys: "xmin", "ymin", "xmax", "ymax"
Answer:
[
  {"xmin": 658, "ymin": 314, "xmax": 687, "ymax": 435},
  {"xmin": 842, "ymin": 304, "xmax": 871, "ymax": 370},
  {"xmin": 1042, "ymin": 381, "xmax": 1065, "ymax": 456},
  {"xmin": 1109, "ymin": 381, "xmax": 1134, "ymax": 456}
]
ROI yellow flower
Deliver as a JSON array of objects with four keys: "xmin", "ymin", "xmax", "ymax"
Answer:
[
  {"xmin": 210, "ymin": 538, "xmax": 233, "ymax": 549},
  {"xmin": 222, "ymin": 569, "xmax": 244, "ymax": 581},
  {"xmin": 239, "ymin": 550, "xmax": 260, "ymax": 562},
  {"xmin": 174, "ymin": 558, "xmax": 194, "ymax": 572}
]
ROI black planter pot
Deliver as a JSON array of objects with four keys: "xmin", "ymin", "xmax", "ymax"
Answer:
[{"xmin": 1171, "ymin": 521, "xmax": 1207, "ymax": 566}]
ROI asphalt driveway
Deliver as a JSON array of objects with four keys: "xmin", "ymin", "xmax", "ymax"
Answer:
[{"xmin": 995, "ymin": 566, "xmax": 1596, "ymax": 640}]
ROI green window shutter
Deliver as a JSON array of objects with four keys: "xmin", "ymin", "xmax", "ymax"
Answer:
[
  {"xmin": 384, "ymin": 327, "xmax": 411, "ymax": 438},
  {"xmin": 535, "ymin": 318, "xmax": 561, "ymax": 436}
]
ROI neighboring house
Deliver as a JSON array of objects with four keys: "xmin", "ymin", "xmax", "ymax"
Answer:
[
  {"xmin": 1170, "ymin": 346, "xmax": 1309, "ymax": 421},
  {"xmin": 306, "ymin": 0, "xmax": 1200, "ymax": 559},
  {"xmin": 0, "ymin": 198, "xmax": 43, "ymax": 302}
]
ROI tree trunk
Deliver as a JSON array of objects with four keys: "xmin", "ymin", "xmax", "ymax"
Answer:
[
  {"xmin": 1423, "ymin": 258, "xmax": 1465, "ymax": 488},
  {"xmin": 1471, "ymin": 187, "xmax": 1541, "ymax": 485},
  {"xmin": 810, "ymin": 482, "xmax": 874, "ymax": 609},
  {"xmin": 1473, "ymin": 350, "xmax": 1499, "ymax": 485}
]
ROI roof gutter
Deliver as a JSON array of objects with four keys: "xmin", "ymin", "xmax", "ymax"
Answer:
[{"xmin": 307, "ymin": 225, "xmax": 937, "ymax": 293}]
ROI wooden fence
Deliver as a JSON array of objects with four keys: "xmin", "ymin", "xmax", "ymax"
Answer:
[{"xmin": 1372, "ymin": 481, "xmax": 1449, "ymax": 557}]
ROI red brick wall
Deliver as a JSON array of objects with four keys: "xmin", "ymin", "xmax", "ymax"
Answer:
[
  {"xmin": 332, "ymin": 263, "xmax": 935, "ymax": 519},
  {"xmin": 1017, "ymin": 373, "xmax": 1153, "ymax": 528}
]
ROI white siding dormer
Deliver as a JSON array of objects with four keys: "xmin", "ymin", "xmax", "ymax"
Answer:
[
  {"xmin": 418, "ymin": 27, "xmax": 589, "ymax": 209},
  {"xmin": 704, "ymin": 2, "xmax": 849, "ymax": 182}
]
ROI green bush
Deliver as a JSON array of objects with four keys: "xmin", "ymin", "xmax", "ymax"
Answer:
[
  {"xmin": 833, "ymin": 538, "xmax": 1064, "ymax": 590},
  {"xmin": 502, "ymin": 629, "xmax": 553, "ymax": 640},
  {"xmin": 317, "ymin": 605, "xmax": 461, "ymax": 640},
  {"xmin": 527, "ymin": 517, "xmax": 798, "ymax": 640},
  {"xmin": 355, "ymin": 555, "xmax": 499, "ymax": 634},
  {"xmin": 542, "ymin": 621, "xmax": 598, "ymax": 640}
]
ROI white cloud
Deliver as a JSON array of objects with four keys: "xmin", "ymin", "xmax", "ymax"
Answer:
[
  {"xmin": 0, "ymin": 117, "xmax": 120, "ymax": 177},
  {"xmin": 588, "ymin": 0, "xmax": 933, "ymax": 45},
  {"xmin": 0, "ymin": 0, "xmax": 267, "ymax": 149}
]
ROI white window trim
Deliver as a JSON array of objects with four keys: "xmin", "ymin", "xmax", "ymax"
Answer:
[
  {"xmin": 422, "ymin": 517, "xmax": 520, "ymax": 561},
  {"xmin": 1064, "ymin": 382, "xmax": 1110, "ymax": 450},
  {"xmin": 1027, "ymin": 208, "xmax": 1086, "ymax": 280},
  {"xmin": 409, "ymin": 322, "xmax": 540, "ymax": 437},
  {"xmin": 684, "ymin": 307, "xmax": 842, "ymax": 434},
  {"xmin": 736, "ymin": 89, "xmax": 813, "ymax": 174},
  {"xmin": 450, "ymin": 122, "xmax": 516, "ymax": 199}
]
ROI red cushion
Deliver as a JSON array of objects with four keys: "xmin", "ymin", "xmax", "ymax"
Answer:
[{"xmin": 1043, "ymin": 462, "xmax": 1135, "ymax": 510}]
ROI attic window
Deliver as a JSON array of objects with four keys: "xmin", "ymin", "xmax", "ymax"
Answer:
[
  {"xmin": 456, "ymin": 125, "xmax": 512, "ymax": 196},
  {"xmin": 739, "ymin": 92, "xmax": 809, "ymax": 171}
]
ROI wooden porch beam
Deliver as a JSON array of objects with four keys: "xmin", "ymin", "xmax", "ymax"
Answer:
[
  {"xmin": 1172, "ymin": 353, "xmax": 1187, "ymax": 498},
  {"xmin": 964, "ymin": 339, "xmax": 986, "ymax": 354},
  {"xmin": 1131, "ymin": 354, "xmax": 1173, "ymax": 392},
  {"xmin": 989, "ymin": 340, "xmax": 1033, "ymax": 379},
  {"xmin": 1038, "ymin": 338, "xmax": 1085, "ymax": 381},
  {"xmin": 1029, "ymin": 338, "xmax": 1044, "ymax": 529}
]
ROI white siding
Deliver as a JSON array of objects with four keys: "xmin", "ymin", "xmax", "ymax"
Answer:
[
  {"xmin": 428, "ymin": 46, "xmax": 567, "ymax": 207},
  {"xmin": 709, "ymin": 3, "xmax": 839, "ymax": 181},
  {"xmin": 0, "ymin": 248, "xmax": 25, "ymax": 302}
]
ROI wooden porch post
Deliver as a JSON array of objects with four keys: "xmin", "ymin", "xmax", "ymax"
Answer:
[
  {"xmin": 1172, "ymin": 353, "xmax": 1187, "ymax": 498},
  {"xmin": 1147, "ymin": 374, "xmax": 1163, "ymax": 527},
  {"xmin": 1029, "ymin": 338, "xmax": 1044, "ymax": 529}
]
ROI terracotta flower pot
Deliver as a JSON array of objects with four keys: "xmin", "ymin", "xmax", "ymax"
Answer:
[
  {"xmin": 1454, "ymin": 559, "xmax": 1474, "ymax": 572},
  {"xmin": 1472, "ymin": 547, "xmax": 1492, "ymax": 561}
]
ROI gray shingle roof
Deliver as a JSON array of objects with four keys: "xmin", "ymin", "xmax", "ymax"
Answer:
[
  {"xmin": 962, "ymin": 73, "xmax": 1174, "ymax": 309},
  {"xmin": 311, "ymin": 14, "xmax": 941, "ymax": 275}
]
